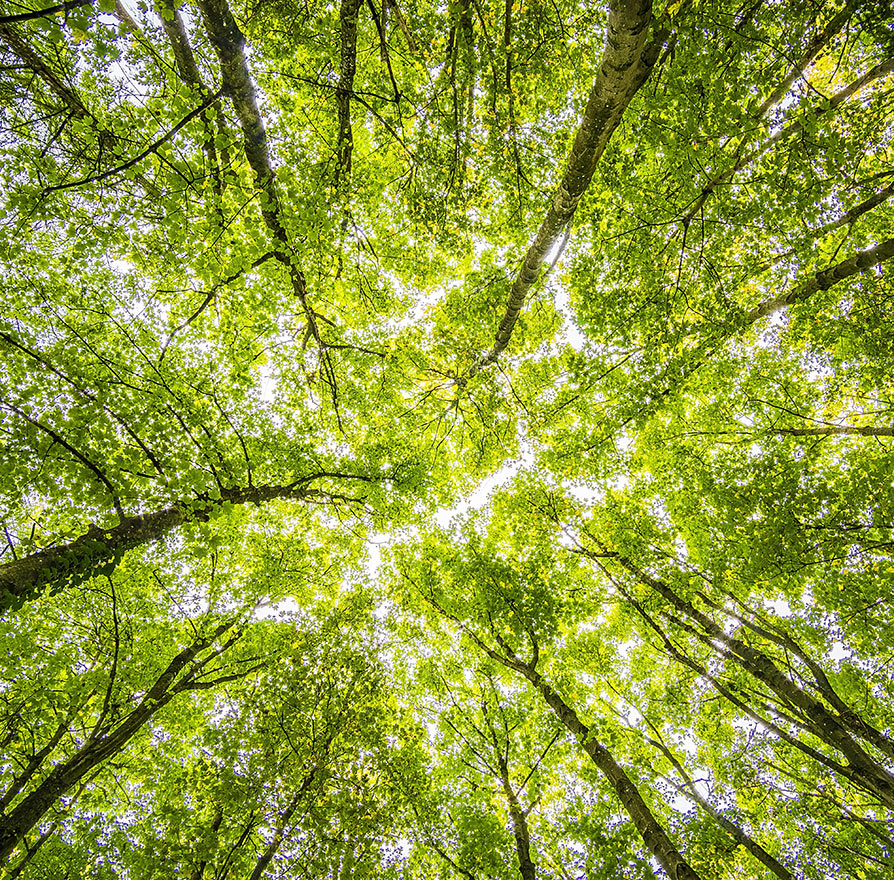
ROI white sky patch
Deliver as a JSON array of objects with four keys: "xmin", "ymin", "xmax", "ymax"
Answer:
[
  {"xmin": 767, "ymin": 597, "xmax": 792, "ymax": 617},
  {"xmin": 254, "ymin": 596, "xmax": 301, "ymax": 620},
  {"xmin": 258, "ymin": 362, "xmax": 277, "ymax": 403},
  {"xmin": 552, "ymin": 279, "xmax": 586, "ymax": 351},
  {"xmin": 557, "ymin": 529, "xmax": 579, "ymax": 548},
  {"xmin": 754, "ymin": 309, "xmax": 787, "ymax": 349},
  {"xmin": 434, "ymin": 441, "xmax": 535, "ymax": 527},
  {"xmin": 109, "ymin": 258, "xmax": 135, "ymax": 275},
  {"xmin": 384, "ymin": 271, "xmax": 445, "ymax": 332},
  {"xmin": 615, "ymin": 638, "xmax": 637, "ymax": 661},
  {"xmin": 563, "ymin": 480, "xmax": 602, "ymax": 506},
  {"xmin": 365, "ymin": 531, "xmax": 389, "ymax": 580},
  {"xmin": 829, "ymin": 640, "xmax": 849, "ymax": 662},
  {"xmin": 615, "ymin": 431, "xmax": 634, "ymax": 452},
  {"xmin": 609, "ymin": 472, "xmax": 631, "ymax": 493}
]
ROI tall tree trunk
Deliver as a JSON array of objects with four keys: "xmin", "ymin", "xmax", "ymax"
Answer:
[
  {"xmin": 246, "ymin": 768, "xmax": 317, "ymax": 880},
  {"xmin": 440, "ymin": 600, "xmax": 702, "ymax": 880},
  {"xmin": 0, "ymin": 622, "xmax": 238, "ymax": 862},
  {"xmin": 483, "ymin": 703, "xmax": 537, "ymax": 880},
  {"xmin": 522, "ymin": 667, "xmax": 701, "ymax": 880},
  {"xmin": 499, "ymin": 763, "xmax": 536, "ymax": 880},
  {"xmin": 196, "ymin": 0, "xmax": 340, "ymax": 411},
  {"xmin": 606, "ymin": 550, "xmax": 894, "ymax": 809},
  {"xmin": 155, "ymin": 0, "xmax": 229, "ymax": 204},
  {"xmin": 334, "ymin": 0, "xmax": 364, "ymax": 183},
  {"xmin": 469, "ymin": 0, "xmax": 665, "ymax": 375},
  {"xmin": 644, "ymin": 729, "xmax": 797, "ymax": 880}
]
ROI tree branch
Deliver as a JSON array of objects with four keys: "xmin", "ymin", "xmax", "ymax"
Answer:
[
  {"xmin": 0, "ymin": 0, "xmax": 91, "ymax": 26},
  {"xmin": 746, "ymin": 237, "xmax": 894, "ymax": 323}
]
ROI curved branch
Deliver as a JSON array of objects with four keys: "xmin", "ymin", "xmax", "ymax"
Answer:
[
  {"xmin": 155, "ymin": 0, "xmax": 231, "ymax": 203},
  {"xmin": 0, "ymin": 21, "xmax": 90, "ymax": 118},
  {"xmin": 44, "ymin": 91, "xmax": 221, "ymax": 193},
  {"xmin": 0, "ymin": 398, "xmax": 123, "ymax": 516},
  {"xmin": 776, "ymin": 425, "xmax": 894, "ymax": 437},
  {"xmin": 0, "ymin": 474, "xmax": 377, "ymax": 611},
  {"xmin": 753, "ymin": 0, "xmax": 858, "ymax": 120}
]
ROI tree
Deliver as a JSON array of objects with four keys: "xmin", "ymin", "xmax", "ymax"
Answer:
[{"xmin": 0, "ymin": 0, "xmax": 892, "ymax": 876}]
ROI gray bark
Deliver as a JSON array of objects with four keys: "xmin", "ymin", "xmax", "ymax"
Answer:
[
  {"xmin": 525, "ymin": 667, "xmax": 700, "ymax": 880},
  {"xmin": 196, "ymin": 0, "xmax": 339, "ymax": 406},
  {"xmin": 684, "ymin": 57, "xmax": 894, "ymax": 225},
  {"xmin": 745, "ymin": 237, "xmax": 894, "ymax": 323},
  {"xmin": 469, "ymin": 0, "xmax": 663, "ymax": 376},
  {"xmin": 335, "ymin": 0, "xmax": 364, "ymax": 182},
  {"xmin": 608, "ymin": 551, "xmax": 894, "ymax": 810},
  {"xmin": 436, "ymin": 599, "xmax": 701, "ymax": 880}
]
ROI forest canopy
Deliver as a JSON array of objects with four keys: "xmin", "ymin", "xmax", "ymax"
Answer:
[{"xmin": 0, "ymin": 0, "xmax": 893, "ymax": 876}]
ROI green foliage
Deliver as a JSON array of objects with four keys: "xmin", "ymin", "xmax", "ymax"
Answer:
[{"xmin": 0, "ymin": 0, "xmax": 893, "ymax": 876}]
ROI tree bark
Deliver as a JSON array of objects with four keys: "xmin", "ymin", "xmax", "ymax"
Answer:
[
  {"xmin": 0, "ymin": 476, "xmax": 365, "ymax": 611},
  {"xmin": 608, "ymin": 551, "xmax": 894, "ymax": 809},
  {"xmin": 418, "ymin": 585, "xmax": 700, "ymax": 879},
  {"xmin": 645, "ymin": 732, "xmax": 796, "ymax": 880},
  {"xmin": 607, "ymin": 236, "xmax": 894, "ymax": 440},
  {"xmin": 0, "ymin": 621, "xmax": 238, "ymax": 863},
  {"xmin": 416, "ymin": 585, "xmax": 701, "ymax": 879},
  {"xmin": 155, "ymin": 0, "xmax": 229, "ymax": 202},
  {"xmin": 776, "ymin": 425, "xmax": 894, "ymax": 437},
  {"xmin": 0, "ymin": 22, "xmax": 90, "ymax": 118},
  {"xmin": 500, "ymin": 768, "xmax": 536, "ymax": 880},
  {"xmin": 196, "ymin": 0, "xmax": 339, "ymax": 408},
  {"xmin": 335, "ymin": 0, "xmax": 364, "ymax": 183},
  {"xmin": 684, "ymin": 56, "xmax": 894, "ymax": 225},
  {"xmin": 469, "ymin": 0, "xmax": 663, "ymax": 376},
  {"xmin": 524, "ymin": 667, "xmax": 700, "ymax": 880},
  {"xmin": 483, "ymin": 704, "xmax": 537, "ymax": 880},
  {"xmin": 0, "ymin": 0, "xmax": 91, "ymax": 26},
  {"xmin": 753, "ymin": 0, "xmax": 858, "ymax": 120},
  {"xmin": 246, "ymin": 773, "xmax": 315, "ymax": 880},
  {"xmin": 746, "ymin": 237, "xmax": 894, "ymax": 323}
]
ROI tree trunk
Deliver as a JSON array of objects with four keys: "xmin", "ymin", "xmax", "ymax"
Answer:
[
  {"xmin": 523, "ymin": 667, "xmax": 700, "ymax": 880},
  {"xmin": 469, "ymin": 0, "xmax": 663, "ymax": 375},
  {"xmin": 0, "ymin": 483, "xmax": 316, "ymax": 612},
  {"xmin": 196, "ymin": 0, "xmax": 339, "ymax": 404},
  {"xmin": 0, "ymin": 622, "xmax": 235, "ymax": 862},
  {"xmin": 611, "ymin": 552, "xmax": 894, "ymax": 809},
  {"xmin": 335, "ymin": 0, "xmax": 364, "ymax": 182},
  {"xmin": 645, "ymin": 732, "xmax": 796, "ymax": 880},
  {"xmin": 486, "ymin": 712, "xmax": 537, "ymax": 880}
]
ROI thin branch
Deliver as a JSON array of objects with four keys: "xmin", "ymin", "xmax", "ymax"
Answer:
[
  {"xmin": 0, "ymin": 0, "xmax": 91, "ymax": 26},
  {"xmin": 44, "ymin": 91, "xmax": 221, "ymax": 193}
]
